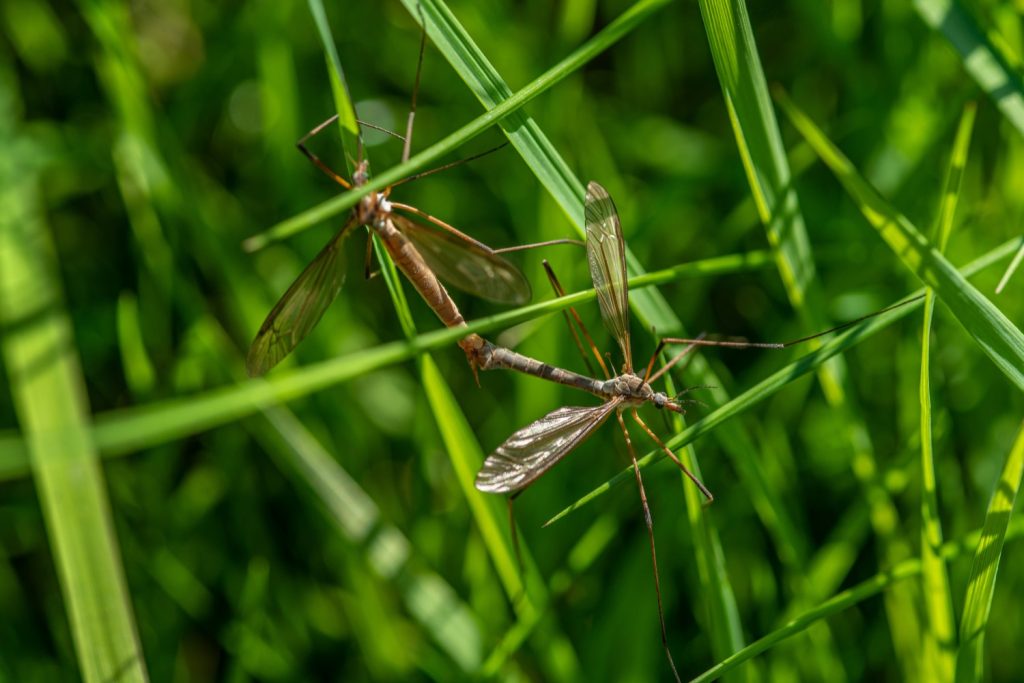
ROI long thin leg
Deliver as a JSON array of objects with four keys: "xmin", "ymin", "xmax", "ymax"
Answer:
[
  {"xmin": 632, "ymin": 410, "xmax": 713, "ymax": 503},
  {"xmin": 508, "ymin": 495, "xmax": 525, "ymax": 578},
  {"xmin": 617, "ymin": 412, "xmax": 682, "ymax": 683},
  {"xmin": 643, "ymin": 334, "xmax": 703, "ymax": 383},
  {"xmin": 391, "ymin": 202, "xmax": 583, "ymax": 255},
  {"xmin": 363, "ymin": 234, "xmax": 376, "ymax": 281},
  {"xmin": 543, "ymin": 260, "xmax": 610, "ymax": 379},
  {"xmin": 389, "ymin": 142, "xmax": 510, "ymax": 189},
  {"xmin": 296, "ymin": 114, "xmax": 353, "ymax": 189},
  {"xmin": 402, "ymin": 2, "xmax": 428, "ymax": 164}
]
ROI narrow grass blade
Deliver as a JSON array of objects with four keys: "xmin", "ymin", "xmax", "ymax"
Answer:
[
  {"xmin": 0, "ymin": 127, "xmax": 148, "ymax": 680},
  {"xmin": 776, "ymin": 89, "xmax": 1024, "ymax": 393},
  {"xmin": 0, "ymin": 250, "xmax": 777, "ymax": 479},
  {"xmin": 254, "ymin": 405, "xmax": 483, "ymax": 672},
  {"xmin": 955, "ymin": 421, "xmax": 1024, "ymax": 681},
  {"xmin": 306, "ymin": 0, "xmax": 360, "ymax": 160},
  {"xmin": 995, "ymin": 241, "xmax": 1024, "ymax": 294},
  {"xmin": 689, "ymin": 517, "xmax": 1024, "ymax": 683},
  {"xmin": 914, "ymin": 0, "xmax": 1024, "ymax": 137},
  {"xmin": 920, "ymin": 101, "xmax": 975, "ymax": 683},
  {"xmin": 543, "ymin": 234, "xmax": 1021, "ymax": 524},
  {"xmin": 660, "ymin": 370, "xmax": 749, "ymax": 672}
]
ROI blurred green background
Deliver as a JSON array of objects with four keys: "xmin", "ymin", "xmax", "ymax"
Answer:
[{"xmin": 2, "ymin": 0, "xmax": 1024, "ymax": 681}]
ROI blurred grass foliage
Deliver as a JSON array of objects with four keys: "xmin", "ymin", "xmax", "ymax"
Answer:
[{"xmin": 1, "ymin": 0, "xmax": 1024, "ymax": 681}]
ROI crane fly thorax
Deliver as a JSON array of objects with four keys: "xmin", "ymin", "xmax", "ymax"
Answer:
[
  {"xmin": 356, "ymin": 192, "xmax": 392, "ymax": 228},
  {"xmin": 601, "ymin": 373, "xmax": 655, "ymax": 406}
]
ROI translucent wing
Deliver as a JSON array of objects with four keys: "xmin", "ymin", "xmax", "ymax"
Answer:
[
  {"xmin": 475, "ymin": 400, "xmax": 620, "ymax": 494},
  {"xmin": 245, "ymin": 217, "xmax": 355, "ymax": 377},
  {"xmin": 395, "ymin": 214, "xmax": 531, "ymax": 305},
  {"xmin": 585, "ymin": 181, "xmax": 632, "ymax": 369}
]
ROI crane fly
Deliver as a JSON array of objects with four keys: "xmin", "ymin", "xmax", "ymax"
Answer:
[
  {"xmin": 472, "ymin": 181, "xmax": 705, "ymax": 682},
  {"xmin": 246, "ymin": 24, "xmax": 578, "ymax": 377}
]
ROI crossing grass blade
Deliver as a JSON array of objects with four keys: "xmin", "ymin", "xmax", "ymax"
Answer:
[
  {"xmin": 543, "ymin": 235, "xmax": 1022, "ymax": 524},
  {"xmin": 689, "ymin": 516, "xmax": 1024, "ymax": 683},
  {"xmin": 920, "ymin": 101, "xmax": 976, "ymax": 683},
  {"xmin": 955, "ymin": 421, "xmax": 1024, "ymax": 682},
  {"xmin": 306, "ymin": 0, "xmax": 359, "ymax": 148},
  {"xmin": 0, "ymin": 250, "xmax": 776, "ymax": 478},
  {"xmin": 775, "ymin": 88, "xmax": 1024, "ymax": 393},
  {"xmin": 913, "ymin": 0, "xmax": 1024, "ymax": 138},
  {"xmin": 0, "ymin": 120, "xmax": 148, "ymax": 682}
]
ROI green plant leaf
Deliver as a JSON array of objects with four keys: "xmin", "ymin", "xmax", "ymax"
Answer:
[
  {"xmin": 955, "ymin": 421, "xmax": 1024, "ymax": 681},
  {"xmin": 0, "ymin": 116, "xmax": 147, "ymax": 683},
  {"xmin": 776, "ymin": 88, "xmax": 1024, "ymax": 393},
  {"xmin": 543, "ymin": 236, "xmax": 1021, "ymax": 524},
  {"xmin": 914, "ymin": 0, "xmax": 1024, "ymax": 138},
  {"xmin": 920, "ymin": 101, "xmax": 975, "ymax": 683}
]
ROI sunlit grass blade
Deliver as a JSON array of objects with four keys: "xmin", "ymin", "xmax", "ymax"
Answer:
[
  {"xmin": 920, "ymin": 101, "xmax": 975, "ymax": 683},
  {"xmin": 699, "ymin": 0, "xmax": 882, "ymax": 671},
  {"xmin": 245, "ymin": 0, "xmax": 670, "ymax": 293},
  {"xmin": 689, "ymin": 516, "xmax": 1024, "ymax": 683},
  {"xmin": 660, "ymin": 370, "xmax": 749, "ymax": 672},
  {"xmin": 914, "ymin": 0, "xmax": 1024, "ymax": 137},
  {"xmin": 543, "ymin": 234, "xmax": 1021, "ymax": 525},
  {"xmin": 0, "ymin": 131, "xmax": 147, "ymax": 680},
  {"xmin": 254, "ymin": 405, "xmax": 483, "ymax": 671},
  {"xmin": 0, "ymin": 250, "xmax": 776, "ymax": 478},
  {"xmin": 995, "ymin": 241, "xmax": 1024, "ymax": 294},
  {"xmin": 775, "ymin": 88, "xmax": 1024, "ymax": 393},
  {"xmin": 955, "ymin": 420, "xmax": 1024, "ymax": 682},
  {"xmin": 306, "ymin": 0, "xmax": 359, "ymax": 151}
]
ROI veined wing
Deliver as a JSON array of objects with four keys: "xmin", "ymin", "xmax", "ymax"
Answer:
[
  {"xmin": 246, "ymin": 217, "xmax": 356, "ymax": 377},
  {"xmin": 394, "ymin": 213, "xmax": 531, "ymax": 305},
  {"xmin": 475, "ymin": 400, "xmax": 620, "ymax": 494},
  {"xmin": 585, "ymin": 181, "xmax": 632, "ymax": 369}
]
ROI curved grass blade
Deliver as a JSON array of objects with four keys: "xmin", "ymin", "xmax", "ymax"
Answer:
[
  {"xmin": 0, "ymin": 124, "xmax": 148, "ymax": 681},
  {"xmin": 689, "ymin": 517, "xmax": 1024, "ymax": 683},
  {"xmin": 920, "ymin": 101, "xmax": 976, "ymax": 683},
  {"xmin": 0, "ymin": 249, "xmax": 812, "ymax": 478},
  {"xmin": 775, "ymin": 88, "xmax": 1024, "ymax": 393},
  {"xmin": 247, "ymin": 0, "xmax": 670, "ymax": 275},
  {"xmin": 955, "ymin": 421, "xmax": 1024, "ymax": 682},
  {"xmin": 543, "ymin": 234, "xmax": 1021, "ymax": 525},
  {"xmin": 914, "ymin": 0, "xmax": 1024, "ymax": 138}
]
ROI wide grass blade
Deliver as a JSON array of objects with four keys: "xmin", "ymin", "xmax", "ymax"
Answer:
[
  {"xmin": 690, "ymin": 516, "xmax": 1024, "ymax": 683},
  {"xmin": 776, "ymin": 89, "xmax": 1024, "ymax": 393},
  {"xmin": 0, "ymin": 120, "xmax": 148, "ymax": 681},
  {"xmin": 920, "ymin": 101, "xmax": 975, "ymax": 683},
  {"xmin": 914, "ymin": 0, "xmax": 1024, "ymax": 137},
  {"xmin": 955, "ymin": 421, "xmax": 1024, "ymax": 681},
  {"xmin": 544, "ymin": 235, "xmax": 1021, "ymax": 524}
]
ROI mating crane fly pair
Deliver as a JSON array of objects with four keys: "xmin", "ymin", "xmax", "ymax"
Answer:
[{"xmin": 243, "ymin": 28, "xmax": 907, "ymax": 682}]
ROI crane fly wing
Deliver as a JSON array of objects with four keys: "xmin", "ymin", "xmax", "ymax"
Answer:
[
  {"xmin": 475, "ymin": 401, "xmax": 620, "ymax": 494},
  {"xmin": 245, "ymin": 217, "xmax": 356, "ymax": 377},
  {"xmin": 585, "ymin": 181, "xmax": 632, "ymax": 369},
  {"xmin": 394, "ymin": 214, "xmax": 531, "ymax": 305}
]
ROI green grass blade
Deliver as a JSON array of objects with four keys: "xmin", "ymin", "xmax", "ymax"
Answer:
[
  {"xmin": 254, "ymin": 404, "xmax": 483, "ymax": 672},
  {"xmin": 776, "ymin": 89, "xmax": 1024, "ymax": 393},
  {"xmin": 0, "ymin": 250, "xmax": 775, "ymax": 478},
  {"xmin": 306, "ymin": 0, "xmax": 360, "ymax": 158},
  {"xmin": 955, "ymin": 421, "xmax": 1024, "ymax": 682},
  {"xmin": 995, "ymin": 241, "xmax": 1024, "ymax": 294},
  {"xmin": 690, "ymin": 517, "xmax": 1024, "ymax": 683},
  {"xmin": 914, "ymin": 0, "xmax": 1024, "ymax": 137},
  {"xmin": 920, "ymin": 101, "xmax": 975, "ymax": 683},
  {"xmin": 0, "ymin": 116, "xmax": 148, "ymax": 681},
  {"xmin": 543, "ymin": 235, "xmax": 1020, "ymax": 524}
]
